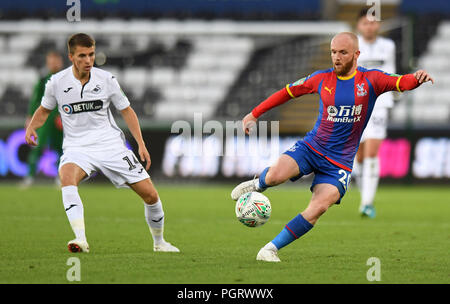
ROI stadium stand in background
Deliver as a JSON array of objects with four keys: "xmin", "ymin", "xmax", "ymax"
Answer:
[
  {"xmin": 0, "ymin": 19, "xmax": 348, "ymax": 131},
  {"xmin": 0, "ymin": 0, "xmax": 448, "ymax": 133}
]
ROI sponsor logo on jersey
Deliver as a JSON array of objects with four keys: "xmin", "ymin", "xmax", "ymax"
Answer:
[
  {"xmin": 326, "ymin": 105, "xmax": 363, "ymax": 123},
  {"xmin": 64, "ymin": 87, "xmax": 73, "ymax": 93},
  {"xmin": 324, "ymin": 86, "xmax": 334, "ymax": 94},
  {"xmin": 62, "ymin": 100, "xmax": 103, "ymax": 114}
]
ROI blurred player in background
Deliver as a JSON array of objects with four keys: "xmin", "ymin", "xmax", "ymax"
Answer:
[
  {"xmin": 231, "ymin": 32, "xmax": 433, "ymax": 262},
  {"xmin": 25, "ymin": 33, "xmax": 179, "ymax": 254},
  {"xmin": 21, "ymin": 51, "xmax": 64, "ymax": 188},
  {"xmin": 353, "ymin": 8, "xmax": 396, "ymax": 218}
]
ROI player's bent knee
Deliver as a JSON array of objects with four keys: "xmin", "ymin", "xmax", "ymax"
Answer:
[
  {"xmin": 309, "ymin": 200, "xmax": 330, "ymax": 216},
  {"xmin": 143, "ymin": 192, "xmax": 159, "ymax": 205},
  {"xmin": 139, "ymin": 184, "xmax": 159, "ymax": 204},
  {"xmin": 265, "ymin": 169, "xmax": 289, "ymax": 186},
  {"xmin": 59, "ymin": 163, "xmax": 86, "ymax": 187},
  {"xmin": 302, "ymin": 201, "xmax": 330, "ymax": 224},
  {"xmin": 59, "ymin": 172, "xmax": 79, "ymax": 187},
  {"xmin": 129, "ymin": 178, "xmax": 160, "ymax": 204}
]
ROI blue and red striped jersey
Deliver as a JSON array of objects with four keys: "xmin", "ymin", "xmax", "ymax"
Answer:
[{"xmin": 282, "ymin": 66, "xmax": 416, "ymax": 171}]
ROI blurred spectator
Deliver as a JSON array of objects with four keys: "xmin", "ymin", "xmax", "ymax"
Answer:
[{"xmin": 21, "ymin": 51, "xmax": 64, "ymax": 188}]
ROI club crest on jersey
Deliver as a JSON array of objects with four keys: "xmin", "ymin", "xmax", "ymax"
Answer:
[
  {"xmin": 356, "ymin": 83, "xmax": 367, "ymax": 97},
  {"xmin": 62, "ymin": 100, "xmax": 103, "ymax": 114},
  {"xmin": 92, "ymin": 84, "xmax": 102, "ymax": 94}
]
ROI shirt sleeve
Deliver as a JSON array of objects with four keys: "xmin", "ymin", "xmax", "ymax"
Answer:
[
  {"xmin": 368, "ymin": 70, "xmax": 419, "ymax": 96},
  {"xmin": 40, "ymin": 76, "xmax": 57, "ymax": 110},
  {"xmin": 251, "ymin": 72, "xmax": 322, "ymax": 118},
  {"xmin": 108, "ymin": 75, "xmax": 130, "ymax": 111},
  {"xmin": 285, "ymin": 73, "xmax": 320, "ymax": 98},
  {"xmin": 251, "ymin": 88, "xmax": 291, "ymax": 118}
]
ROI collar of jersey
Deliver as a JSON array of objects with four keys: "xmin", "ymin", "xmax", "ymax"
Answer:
[{"xmin": 337, "ymin": 70, "xmax": 357, "ymax": 80}]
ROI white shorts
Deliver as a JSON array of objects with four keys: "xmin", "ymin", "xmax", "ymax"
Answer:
[
  {"xmin": 59, "ymin": 146, "xmax": 150, "ymax": 188},
  {"xmin": 360, "ymin": 107, "xmax": 389, "ymax": 142}
]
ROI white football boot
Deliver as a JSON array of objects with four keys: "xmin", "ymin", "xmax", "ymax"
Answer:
[
  {"xmin": 154, "ymin": 241, "xmax": 180, "ymax": 253},
  {"xmin": 256, "ymin": 243, "xmax": 281, "ymax": 262},
  {"xmin": 67, "ymin": 239, "xmax": 90, "ymax": 253},
  {"xmin": 231, "ymin": 177, "xmax": 260, "ymax": 201}
]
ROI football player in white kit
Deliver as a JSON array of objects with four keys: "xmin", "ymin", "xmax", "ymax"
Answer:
[
  {"xmin": 25, "ymin": 33, "xmax": 179, "ymax": 253},
  {"xmin": 354, "ymin": 9, "xmax": 396, "ymax": 218}
]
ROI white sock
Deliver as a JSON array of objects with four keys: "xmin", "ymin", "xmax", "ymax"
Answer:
[
  {"xmin": 61, "ymin": 186, "xmax": 86, "ymax": 241},
  {"xmin": 361, "ymin": 157, "xmax": 380, "ymax": 207},
  {"xmin": 352, "ymin": 160, "xmax": 362, "ymax": 191},
  {"xmin": 144, "ymin": 199, "xmax": 165, "ymax": 245}
]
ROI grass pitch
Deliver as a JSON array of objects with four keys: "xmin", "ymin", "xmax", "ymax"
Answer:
[{"xmin": 0, "ymin": 182, "xmax": 449, "ymax": 284}]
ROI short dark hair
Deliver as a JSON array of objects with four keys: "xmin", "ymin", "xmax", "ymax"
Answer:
[
  {"xmin": 67, "ymin": 33, "xmax": 95, "ymax": 54},
  {"xmin": 357, "ymin": 8, "xmax": 370, "ymax": 21}
]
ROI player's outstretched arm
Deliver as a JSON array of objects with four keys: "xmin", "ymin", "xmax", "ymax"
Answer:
[
  {"xmin": 242, "ymin": 112, "xmax": 257, "ymax": 135},
  {"xmin": 25, "ymin": 106, "xmax": 51, "ymax": 146},
  {"xmin": 397, "ymin": 70, "xmax": 434, "ymax": 92},
  {"xmin": 120, "ymin": 106, "xmax": 151, "ymax": 170},
  {"xmin": 374, "ymin": 69, "xmax": 434, "ymax": 95},
  {"xmin": 244, "ymin": 73, "xmax": 320, "ymax": 134},
  {"xmin": 242, "ymin": 87, "xmax": 293, "ymax": 134},
  {"xmin": 413, "ymin": 70, "xmax": 434, "ymax": 84}
]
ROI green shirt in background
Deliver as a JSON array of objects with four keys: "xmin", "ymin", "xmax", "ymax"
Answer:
[{"xmin": 28, "ymin": 73, "xmax": 60, "ymax": 128}]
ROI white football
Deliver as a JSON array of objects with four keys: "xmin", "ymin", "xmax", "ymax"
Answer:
[{"xmin": 235, "ymin": 192, "xmax": 271, "ymax": 227}]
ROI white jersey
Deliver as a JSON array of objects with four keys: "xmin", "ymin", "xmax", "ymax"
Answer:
[
  {"xmin": 358, "ymin": 35, "xmax": 396, "ymax": 108},
  {"xmin": 41, "ymin": 66, "xmax": 130, "ymax": 151}
]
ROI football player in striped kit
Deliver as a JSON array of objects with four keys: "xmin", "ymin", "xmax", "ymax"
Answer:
[{"xmin": 231, "ymin": 32, "xmax": 433, "ymax": 262}]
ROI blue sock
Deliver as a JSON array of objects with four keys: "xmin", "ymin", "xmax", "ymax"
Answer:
[
  {"xmin": 258, "ymin": 167, "xmax": 270, "ymax": 190},
  {"xmin": 271, "ymin": 214, "xmax": 314, "ymax": 250}
]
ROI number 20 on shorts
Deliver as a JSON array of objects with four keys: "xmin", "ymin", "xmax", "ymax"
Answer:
[{"xmin": 338, "ymin": 169, "xmax": 351, "ymax": 191}]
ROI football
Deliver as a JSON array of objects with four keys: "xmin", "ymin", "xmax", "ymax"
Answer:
[{"xmin": 235, "ymin": 192, "xmax": 272, "ymax": 227}]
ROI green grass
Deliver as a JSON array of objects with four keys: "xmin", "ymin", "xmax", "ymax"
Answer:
[{"xmin": 0, "ymin": 183, "xmax": 449, "ymax": 284}]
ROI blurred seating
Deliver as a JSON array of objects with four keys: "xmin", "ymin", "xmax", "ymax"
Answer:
[
  {"xmin": 0, "ymin": 20, "xmax": 251, "ymax": 122},
  {"xmin": 215, "ymin": 36, "xmax": 323, "ymax": 131},
  {"xmin": 392, "ymin": 20, "xmax": 450, "ymax": 125},
  {"xmin": 1, "ymin": 18, "xmax": 448, "ymax": 128}
]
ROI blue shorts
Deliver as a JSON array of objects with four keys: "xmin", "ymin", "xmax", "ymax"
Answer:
[{"xmin": 283, "ymin": 140, "xmax": 352, "ymax": 204}]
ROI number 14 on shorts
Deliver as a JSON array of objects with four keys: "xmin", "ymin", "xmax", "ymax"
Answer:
[{"xmin": 123, "ymin": 154, "xmax": 140, "ymax": 171}]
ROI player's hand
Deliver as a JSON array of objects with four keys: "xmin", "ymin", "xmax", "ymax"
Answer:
[
  {"xmin": 24, "ymin": 116, "xmax": 32, "ymax": 129},
  {"xmin": 414, "ymin": 70, "xmax": 434, "ymax": 84},
  {"xmin": 54, "ymin": 115, "xmax": 63, "ymax": 130},
  {"xmin": 242, "ymin": 112, "xmax": 257, "ymax": 135},
  {"xmin": 138, "ymin": 144, "xmax": 151, "ymax": 170},
  {"xmin": 25, "ymin": 127, "xmax": 38, "ymax": 146}
]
